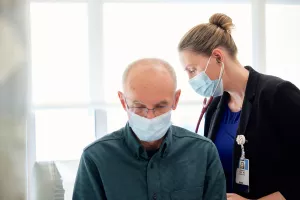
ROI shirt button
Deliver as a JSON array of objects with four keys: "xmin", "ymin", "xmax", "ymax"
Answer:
[{"xmin": 152, "ymin": 193, "xmax": 157, "ymax": 200}]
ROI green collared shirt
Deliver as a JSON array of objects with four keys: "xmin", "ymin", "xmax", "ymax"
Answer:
[{"xmin": 73, "ymin": 123, "xmax": 226, "ymax": 200}]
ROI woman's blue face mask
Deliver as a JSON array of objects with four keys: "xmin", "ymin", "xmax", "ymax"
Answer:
[{"xmin": 188, "ymin": 56, "xmax": 224, "ymax": 97}]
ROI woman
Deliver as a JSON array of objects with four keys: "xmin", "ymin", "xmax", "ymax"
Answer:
[{"xmin": 178, "ymin": 13, "xmax": 300, "ymax": 200}]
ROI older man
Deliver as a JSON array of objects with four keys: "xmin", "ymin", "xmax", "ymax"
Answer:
[{"xmin": 73, "ymin": 58, "xmax": 226, "ymax": 200}]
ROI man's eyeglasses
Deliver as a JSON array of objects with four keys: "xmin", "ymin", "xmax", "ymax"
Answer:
[{"xmin": 124, "ymin": 98, "xmax": 173, "ymax": 117}]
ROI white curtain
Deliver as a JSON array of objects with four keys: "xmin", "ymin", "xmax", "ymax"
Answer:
[{"xmin": 0, "ymin": 0, "xmax": 28, "ymax": 199}]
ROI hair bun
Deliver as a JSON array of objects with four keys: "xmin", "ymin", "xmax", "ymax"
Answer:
[{"xmin": 209, "ymin": 13, "xmax": 234, "ymax": 34}]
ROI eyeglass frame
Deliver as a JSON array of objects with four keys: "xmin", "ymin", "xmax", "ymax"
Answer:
[{"xmin": 123, "ymin": 96, "xmax": 174, "ymax": 117}]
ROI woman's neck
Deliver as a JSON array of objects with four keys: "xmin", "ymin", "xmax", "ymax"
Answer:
[{"xmin": 222, "ymin": 61, "xmax": 249, "ymax": 112}]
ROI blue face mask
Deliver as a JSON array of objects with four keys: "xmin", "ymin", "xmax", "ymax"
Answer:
[
  {"xmin": 128, "ymin": 111, "xmax": 172, "ymax": 142},
  {"xmin": 188, "ymin": 56, "xmax": 224, "ymax": 97}
]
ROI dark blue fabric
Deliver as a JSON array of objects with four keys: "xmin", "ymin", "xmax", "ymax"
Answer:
[{"xmin": 214, "ymin": 104, "xmax": 241, "ymax": 193}]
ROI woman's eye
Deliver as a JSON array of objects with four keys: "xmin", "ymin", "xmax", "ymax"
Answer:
[{"xmin": 187, "ymin": 69, "xmax": 196, "ymax": 74}]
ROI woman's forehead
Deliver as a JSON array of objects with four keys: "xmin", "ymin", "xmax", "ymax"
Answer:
[{"xmin": 181, "ymin": 51, "xmax": 208, "ymax": 66}]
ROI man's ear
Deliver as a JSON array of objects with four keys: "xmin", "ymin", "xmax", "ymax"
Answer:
[
  {"xmin": 172, "ymin": 89, "xmax": 181, "ymax": 110},
  {"xmin": 118, "ymin": 91, "xmax": 127, "ymax": 111}
]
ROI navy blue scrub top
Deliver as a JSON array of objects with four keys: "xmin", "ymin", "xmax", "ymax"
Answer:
[{"xmin": 214, "ymin": 104, "xmax": 241, "ymax": 192}]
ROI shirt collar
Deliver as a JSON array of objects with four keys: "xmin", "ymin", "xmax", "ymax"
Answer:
[{"xmin": 124, "ymin": 122, "xmax": 173, "ymax": 160}]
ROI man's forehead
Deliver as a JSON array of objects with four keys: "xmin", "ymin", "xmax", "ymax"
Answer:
[
  {"xmin": 123, "ymin": 58, "xmax": 177, "ymax": 91},
  {"xmin": 124, "ymin": 87, "xmax": 177, "ymax": 106},
  {"xmin": 126, "ymin": 69, "xmax": 175, "ymax": 91}
]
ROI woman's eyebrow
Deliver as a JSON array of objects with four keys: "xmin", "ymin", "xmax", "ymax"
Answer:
[{"xmin": 185, "ymin": 64, "xmax": 195, "ymax": 70}]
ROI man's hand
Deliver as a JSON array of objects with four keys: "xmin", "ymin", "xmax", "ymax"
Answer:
[{"xmin": 227, "ymin": 193, "xmax": 248, "ymax": 200}]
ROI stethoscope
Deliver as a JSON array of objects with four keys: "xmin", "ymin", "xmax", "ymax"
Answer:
[{"xmin": 195, "ymin": 62, "xmax": 225, "ymax": 133}]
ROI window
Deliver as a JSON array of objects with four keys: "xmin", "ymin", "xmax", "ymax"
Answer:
[
  {"xmin": 266, "ymin": 4, "xmax": 300, "ymax": 88},
  {"xmin": 30, "ymin": 2, "xmax": 253, "ymax": 161},
  {"xmin": 35, "ymin": 109, "xmax": 95, "ymax": 161},
  {"xmin": 30, "ymin": 2, "xmax": 94, "ymax": 161},
  {"xmin": 103, "ymin": 3, "xmax": 252, "ymax": 133},
  {"xmin": 30, "ymin": 2, "xmax": 89, "ymax": 105}
]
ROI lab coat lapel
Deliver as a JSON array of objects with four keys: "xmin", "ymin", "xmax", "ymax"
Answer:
[{"xmin": 238, "ymin": 66, "xmax": 259, "ymax": 136}]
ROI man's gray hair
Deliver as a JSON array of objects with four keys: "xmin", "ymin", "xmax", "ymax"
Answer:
[{"xmin": 122, "ymin": 58, "xmax": 177, "ymax": 90}]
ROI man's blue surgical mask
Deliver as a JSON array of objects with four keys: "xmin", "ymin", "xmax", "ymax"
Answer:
[
  {"xmin": 189, "ymin": 56, "xmax": 224, "ymax": 97},
  {"xmin": 128, "ymin": 110, "xmax": 172, "ymax": 142}
]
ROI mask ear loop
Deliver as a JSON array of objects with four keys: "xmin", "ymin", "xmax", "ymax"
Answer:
[
  {"xmin": 210, "ymin": 62, "xmax": 225, "ymax": 97},
  {"xmin": 204, "ymin": 56, "xmax": 212, "ymax": 72},
  {"xmin": 195, "ymin": 62, "xmax": 224, "ymax": 133}
]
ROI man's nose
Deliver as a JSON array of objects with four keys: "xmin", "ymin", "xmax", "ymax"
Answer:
[{"xmin": 145, "ymin": 109, "xmax": 156, "ymax": 119}]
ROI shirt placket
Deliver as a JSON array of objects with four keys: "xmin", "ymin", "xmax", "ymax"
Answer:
[{"xmin": 147, "ymin": 155, "xmax": 160, "ymax": 200}]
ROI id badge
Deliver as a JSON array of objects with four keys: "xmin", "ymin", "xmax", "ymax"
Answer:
[{"xmin": 235, "ymin": 159, "xmax": 249, "ymax": 186}]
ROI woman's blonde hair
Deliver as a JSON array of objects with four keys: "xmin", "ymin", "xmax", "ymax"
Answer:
[{"xmin": 178, "ymin": 13, "xmax": 238, "ymax": 58}]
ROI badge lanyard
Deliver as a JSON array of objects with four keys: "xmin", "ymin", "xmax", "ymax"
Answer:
[{"xmin": 235, "ymin": 135, "xmax": 250, "ymax": 187}]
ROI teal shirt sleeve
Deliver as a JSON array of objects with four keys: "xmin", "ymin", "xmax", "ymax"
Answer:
[
  {"xmin": 203, "ymin": 142, "xmax": 227, "ymax": 200},
  {"xmin": 72, "ymin": 151, "xmax": 107, "ymax": 200}
]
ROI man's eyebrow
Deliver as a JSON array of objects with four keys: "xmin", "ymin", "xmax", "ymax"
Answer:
[
  {"xmin": 128, "ymin": 99, "xmax": 170, "ymax": 107},
  {"xmin": 131, "ymin": 100, "xmax": 146, "ymax": 106},
  {"xmin": 154, "ymin": 100, "xmax": 169, "ymax": 107}
]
